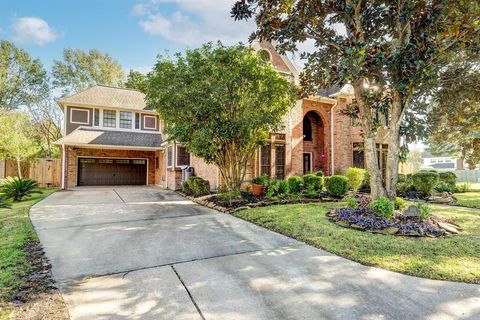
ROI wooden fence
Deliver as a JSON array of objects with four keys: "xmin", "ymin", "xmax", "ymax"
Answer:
[{"xmin": 2, "ymin": 158, "xmax": 61, "ymax": 187}]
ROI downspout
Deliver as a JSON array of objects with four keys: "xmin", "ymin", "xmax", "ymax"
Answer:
[
  {"xmin": 61, "ymin": 144, "xmax": 66, "ymax": 190},
  {"xmin": 330, "ymin": 101, "xmax": 338, "ymax": 175}
]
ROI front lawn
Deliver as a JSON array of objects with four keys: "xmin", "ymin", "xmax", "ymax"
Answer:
[
  {"xmin": 455, "ymin": 192, "xmax": 480, "ymax": 209},
  {"xmin": 0, "ymin": 189, "xmax": 56, "ymax": 302},
  {"xmin": 232, "ymin": 202, "xmax": 480, "ymax": 283}
]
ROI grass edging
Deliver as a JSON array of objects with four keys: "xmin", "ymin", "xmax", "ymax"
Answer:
[{"xmin": 230, "ymin": 202, "xmax": 480, "ymax": 284}]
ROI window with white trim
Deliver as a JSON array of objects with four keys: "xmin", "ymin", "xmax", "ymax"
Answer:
[
  {"xmin": 103, "ymin": 110, "xmax": 116, "ymax": 127},
  {"xmin": 167, "ymin": 146, "xmax": 173, "ymax": 167},
  {"xmin": 120, "ymin": 111, "xmax": 132, "ymax": 129},
  {"xmin": 176, "ymin": 146, "xmax": 190, "ymax": 166},
  {"xmin": 94, "ymin": 109, "xmax": 100, "ymax": 126}
]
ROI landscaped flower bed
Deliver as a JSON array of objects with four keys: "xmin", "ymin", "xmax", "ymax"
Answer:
[{"xmin": 327, "ymin": 195, "xmax": 462, "ymax": 237}]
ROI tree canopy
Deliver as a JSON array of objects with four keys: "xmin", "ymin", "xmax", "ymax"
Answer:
[
  {"xmin": 146, "ymin": 42, "xmax": 295, "ymax": 191},
  {"xmin": 52, "ymin": 48, "xmax": 125, "ymax": 95},
  {"xmin": 0, "ymin": 40, "xmax": 48, "ymax": 111},
  {"xmin": 232, "ymin": 0, "xmax": 480, "ymax": 198},
  {"xmin": 125, "ymin": 70, "xmax": 148, "ymax": 92}
]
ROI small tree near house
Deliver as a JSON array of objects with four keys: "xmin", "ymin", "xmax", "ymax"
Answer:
[
  {"xmin": 232, "ymin": 0, "xmax": 479, "ymax": 199},
  {"xmin": 146, "ymin": 42, "xmax": 295, "ymax": 192},
  {"xmin": 0, "ymin": 112, "xmax": 40, "ymax": 178}
]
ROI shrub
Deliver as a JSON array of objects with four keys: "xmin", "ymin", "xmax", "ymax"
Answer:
[
  {"xmin": 412, "ymin": 170, "xmax": 439, "ymax": 197},
  {"xmin": 394, "ymin": 197, "xmax": 406, "ymax": 210},
  {"xmin": 416, "ymin": 202, "xmax": 432, "ymax": 220},
  {"xmin": 303, "ymin": 174, "xmax": 324, "ymax": 192},
  {"xmin": 326, "ymin": 175, "xmax": 349, "ymax": 197},
  {"xmin": 439, "ymin": 171, "xmax": 456, "ymax": 185},
  {"xmin": 183, "ymin": 177, "xmax": 210, "ymax": 197},
  {"xmin": 345, "ymin": 167, "xmax": 366, "ymax": 192},
  {"xmin": 215, "ymin": 191, "xmax": 242, "ymax": 201},
  {"xmin": 251, "ymin": 174, "xmax": 269, "ymax": 186},
  {"xmin": 455, "ymin": 183, "xmax": 471, "ymax": 193},
  {"xmin": 315, "ymin": 170, "xmax": 324, "ymax": 177},
  {"xmin": 1, "ymin": 177, "xmax": 40, "ymax": 201},
  {"xmin": 435, "ymin": 181, "xmax": 454, "ymax": 193},
  {"xmin": 0, "ymin": 196, "xmax": 11, "ymax": 209},
  {"xmin": 398, "ymin": 174, "xmax": 407, "ymax": 183},
  {"xmin": 369, "ymin": 197, "xmax": 394, "ymax": 220},
  {"xmin": 345, "ymin": 194, "xmax": 358, "ymax": 209},
  {"xmin": 287, "ymin": 176, "xmax": 303, "ymax": 194},
  {"xmin": 266, "ymin": 180, "xmax": 290, "ymax": 199}
]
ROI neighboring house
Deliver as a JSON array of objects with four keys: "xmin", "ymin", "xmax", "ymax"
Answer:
[
  {"xmin": 421, "ymin": 151, "xmax": 465, "ymax": 170},
  {"xmin": 56, "ymin": 42, "xmax": 388, "ymax": 190}
]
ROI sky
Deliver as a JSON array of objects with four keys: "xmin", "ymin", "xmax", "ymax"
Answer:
[{"xmin": 0, "ymin": 0, "xmax": 260, "ymax": 73}]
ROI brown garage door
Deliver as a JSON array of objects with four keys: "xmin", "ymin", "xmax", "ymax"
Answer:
[{"xmin": 78, "ymin": 158, "xmax": 147, "ymax": 186}]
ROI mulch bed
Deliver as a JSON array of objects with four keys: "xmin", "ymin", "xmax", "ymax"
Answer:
[
  {"xmin": 179, "ymin": 192, "xmax": 338, "ymax": 213},
  {"xmin": 326, "ymin": 207, "xmax": 461, "ymax": 237},
  {"xmin": 4, "ymin": 241, "xmax": 69, "ymax": 320}
]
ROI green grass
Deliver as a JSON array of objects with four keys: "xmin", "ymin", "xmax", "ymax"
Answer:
[
  {"xmin": 454, "ymin": 192, "xmax": 480, "ymax": 209},
  {"xmin": 0, "ymin": 189, "xmax": 56, "ymax": 302},
  {"xmin": 232, "ymin": 202, "xmax": 480, "ymax": 284}
]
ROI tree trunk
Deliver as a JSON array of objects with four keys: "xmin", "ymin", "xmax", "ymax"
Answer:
[
  {"xmin": 385, "ymin": 90, "xmax": 407, "ymax": 200},
  {"xmin": 353, "ymin": 80, "xmax": 386, "ymax": 199},
  {"xmin": 16, "ymin": 158, "xmax": 22, "ymax": 179},
  {"xmin": 364, "ymin": 136, "xmax": 386, "ymax": 198}
]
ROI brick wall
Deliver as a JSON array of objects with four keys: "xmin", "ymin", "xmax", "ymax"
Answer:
[
  {"xmin": 64, "ymin": 147, "xmax": 156, "ymax": 188},
  {"xmin": 191, "ymin": 156, "xmax": 219, "ymax": 190}
]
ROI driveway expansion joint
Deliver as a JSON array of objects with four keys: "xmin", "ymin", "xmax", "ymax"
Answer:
[
  {"xmin": 58, "ymin": 243, "xmax": 307, "ymax": 284},
  {"xmin": 171, "ymin": 265, "xmax": 206, "ymax": 320},
  {"xmin": 112, "ymin": 188, "xmax": 126, "ymax": 203}
]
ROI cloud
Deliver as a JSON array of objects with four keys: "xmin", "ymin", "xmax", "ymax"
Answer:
[
  {"xmin": 11, "ymin": 17, "xmax": 60, "ymax": 46},
  {"xmin": 135, "ymin": 0, "xmax": 254, "ymax": 45}
]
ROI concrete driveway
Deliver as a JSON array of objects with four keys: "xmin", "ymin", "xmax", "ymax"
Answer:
[{"xmin": 31, "ymin": 187, "xmax": 480, "ymax": 320}]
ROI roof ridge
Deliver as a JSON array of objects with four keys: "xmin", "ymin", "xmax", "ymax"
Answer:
[{"xmin": 95, "ymin": 84, "xmax": 143, "ymax": 93}]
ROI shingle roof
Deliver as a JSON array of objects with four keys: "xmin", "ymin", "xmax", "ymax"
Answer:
[
  {"xmin": 57, "ymin": 85, "xmax": 149, "ymax": 111},
  {"xmin": 55, "ymin": 127, "xmax": 163, "ymax": 149}
]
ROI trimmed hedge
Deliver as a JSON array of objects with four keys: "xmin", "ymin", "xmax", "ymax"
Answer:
[
  {"xmin": 412, "ymin": 170, "xmax": 439, "ymax": 197},
  {"xmin": 303, "ymin": 174, "xmax": 324, "ymax": 192},
  {"xmin": 326, "ymin": 175, "xmax": 349, "ymax": 197},
  {"xmin": 287, "ymin": 176, "xmax": 303, "ymax": 194},
  {"xmin": 183, "ymin": 176, "xmax": 210, "ymax": 197},
  {"xmin": 437, "ymin": 172, "xmax": 456, "ymax": 193}
]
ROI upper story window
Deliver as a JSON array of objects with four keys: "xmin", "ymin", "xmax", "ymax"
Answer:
[
  {"xmin": 103, "ymin": 110, "xmax": 116, "ymax": 128},
  {"xmin": 94, "ymin": 109, "xmax": 100, "ymax": 126},
  {"xmin": 120, "ymin": 111, "xmax": 132, "ymax": 129},
  {"xmin": 135, "ymin": 113, "xmax": 140, "ymax": 129},
  {"xmin": 303, "ymin": 117, "xmax": 312, "ymax": 141}
]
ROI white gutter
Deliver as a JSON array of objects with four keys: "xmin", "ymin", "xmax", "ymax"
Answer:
[
  {"xmin": 330, "ymin": 101, "xmax": 338, "ymax": 175},
  {"xmin": 61, "ymin": 144, "xmax": 66, "ymax": 190}
]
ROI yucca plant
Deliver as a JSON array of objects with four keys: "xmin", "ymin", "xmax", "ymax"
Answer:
[
  {"xmin": 0, "ymin": 196, "xmax": 11, "ymax": 209},
  {"xmin": 1, "ymin": 177, "xmax": 41, "ymax": 202}
]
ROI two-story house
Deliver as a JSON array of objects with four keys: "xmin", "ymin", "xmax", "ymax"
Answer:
[{"xmin": 56, "ymin": 41, "xmax": 387, "ymax": 190}]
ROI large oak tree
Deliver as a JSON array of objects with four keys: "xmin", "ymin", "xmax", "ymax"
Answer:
[{"xmin": 232, "ymin": 0, "xmax": 479, "ymax": 199}]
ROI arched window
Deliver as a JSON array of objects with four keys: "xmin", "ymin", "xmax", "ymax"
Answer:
[{"xmin": 303, "ymin": 116, "xmax": 312, "ymax": 141}]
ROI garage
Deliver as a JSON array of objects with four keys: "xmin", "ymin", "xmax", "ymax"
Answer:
[{"xmin": 77, "ymin": 158, "xmax": 147, "ymax": 186}]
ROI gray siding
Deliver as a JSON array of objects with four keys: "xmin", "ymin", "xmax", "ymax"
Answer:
[{"xmin": 66, "ymin": 106, "xmax": 93, "ymax": 134}]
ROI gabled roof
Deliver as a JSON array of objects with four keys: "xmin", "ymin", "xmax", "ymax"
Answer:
[
  {"xmin": 55, "ymin": 127, "xmax": 163, "ymax": 150},
  {"xmin": 57, "ymin": 85, "xmax": 149, "ymax": 111}
]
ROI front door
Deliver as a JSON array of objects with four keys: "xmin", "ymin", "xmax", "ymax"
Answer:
[{"xmin": 303, "ymin": 153, "xmax": 311, "ymax": 175}]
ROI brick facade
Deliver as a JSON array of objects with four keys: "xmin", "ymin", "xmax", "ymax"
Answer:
[{"xmin": 64, "ymin": 147, "xmax": 156, "ymax": 189}]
